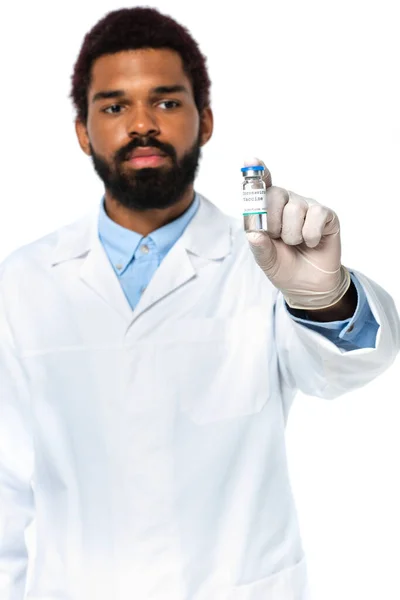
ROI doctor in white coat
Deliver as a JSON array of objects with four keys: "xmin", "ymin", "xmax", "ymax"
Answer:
[{"xmin": 1, "ymin": 6, "xmax": 399, "ymax": 600}]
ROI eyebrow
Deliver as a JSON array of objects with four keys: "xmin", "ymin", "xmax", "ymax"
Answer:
[{"xmin": 91, "ymin": 85, "xmax": 190, "ymax": 104}]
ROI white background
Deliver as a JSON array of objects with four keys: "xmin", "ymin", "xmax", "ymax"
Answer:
[{"xmin": 1, "ymin": 1, "xmax": 399, "ymax": 598}]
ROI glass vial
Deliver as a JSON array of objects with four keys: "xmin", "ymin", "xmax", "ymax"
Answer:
[{"xmin": 241, "ymin": 166, "xmax": 268, "ymax": 232}]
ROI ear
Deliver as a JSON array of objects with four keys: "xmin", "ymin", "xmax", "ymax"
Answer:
[
  {"xmin": 199, "ymin": 106, "xmax": 213, "ymax": 147},
  {"xmin": 75, "ymin": 118, "xmax": 91, "ymax": 156}
]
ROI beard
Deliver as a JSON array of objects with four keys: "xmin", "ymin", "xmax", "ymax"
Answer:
[{"xmin": 89, "ymin": 132, "xmax": 202, "ymax": 212}]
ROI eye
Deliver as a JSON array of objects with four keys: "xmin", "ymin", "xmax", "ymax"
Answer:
[
  {"xmin": 158, "ymin": 100, "xmax": 181, "ymax": 110},
  {"xmin": 102, "ymin": 104, "xmax": 124, "ymax": 114}
]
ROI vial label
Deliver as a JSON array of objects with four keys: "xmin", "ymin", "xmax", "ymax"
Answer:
[{"xmin": 242, "ymin": 189, "xmax": 267, "ymax": 215}]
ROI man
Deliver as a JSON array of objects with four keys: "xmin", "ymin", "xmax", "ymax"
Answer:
[{"xmin": 0, "ymin": 7, "xmax": 398, "ymax": 600}]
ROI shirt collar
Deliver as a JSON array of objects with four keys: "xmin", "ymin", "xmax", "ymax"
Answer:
[{"xmin": 98, "ymin": 192, "xmax": 200, "ymax": 272}]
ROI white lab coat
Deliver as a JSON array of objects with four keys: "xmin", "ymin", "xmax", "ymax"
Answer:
[{"xmin": 0, "ymin": 193, "xmax": 399, "ymax": 600}]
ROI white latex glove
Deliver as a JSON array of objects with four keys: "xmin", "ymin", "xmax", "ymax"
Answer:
[{"xmin": 244, "ymin": 157, "xmax": 351, "ymax": 310}]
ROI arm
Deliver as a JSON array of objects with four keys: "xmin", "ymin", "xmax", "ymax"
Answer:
[
  {"xmin": 274, "ymin": 269, "xmax": 400, "ymax": 399},
  {"xmin": 243, "ymin": 158, "xmax": 400, "ymax": 397},
  {"xmin": 0, "ymin": 287, "xmax": 35, "ymax": 600}
]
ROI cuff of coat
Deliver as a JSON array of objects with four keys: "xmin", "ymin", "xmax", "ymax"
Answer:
[{"xmin": 285, "ymin": 272, "xmax": 380, "ymax": 349}]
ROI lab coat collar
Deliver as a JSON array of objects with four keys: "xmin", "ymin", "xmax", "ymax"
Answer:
[
  {"xmin": 50, "ymin": 193, "xmax": 234, "ymax": 325},
  {"xmin": 50, "ymin": 193, "xmax": 233, "ymax": 267},
  {"xmin": 178, "ymin": 193, "xmax": 234, "ymax": 260}
]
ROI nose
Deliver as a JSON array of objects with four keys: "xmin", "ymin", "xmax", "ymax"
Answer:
[{"xmin": 127, "ymin": 104, "xmax": 160, "ymax": 138}]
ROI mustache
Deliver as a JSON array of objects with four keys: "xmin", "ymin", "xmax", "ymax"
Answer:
[{"xmin": 116, "ymin": 137, "xmax": 177, "ymax": 163}]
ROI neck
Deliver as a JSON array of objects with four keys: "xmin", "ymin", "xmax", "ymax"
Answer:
[{"xmin": 103, "ymin": 186, "xmax": 195, "ymax": 236}]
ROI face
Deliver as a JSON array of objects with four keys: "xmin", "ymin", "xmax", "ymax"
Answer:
[{"xmin": 75, "ymin": 48, "xmax": 213, "ymax": 211}]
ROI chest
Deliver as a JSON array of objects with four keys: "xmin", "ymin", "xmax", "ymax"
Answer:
[{"xmin": 13, "ymin": 246, "xmax": 278, "ymax": 427}]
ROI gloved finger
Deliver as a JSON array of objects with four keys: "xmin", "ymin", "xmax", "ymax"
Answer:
[
  {"xmin": 302, "ymin": 204, "xmax": 339, "ymax": 248},
  {"xmin": 281, "ymin": 192, "xmax": 309, "ymax": 245},
  {"xmin": 243, "ymin": 156, "xmax": 272, "ymax": 188},
  {"xmin": 264, "ymin": 186, "xmax": 289, "ymax": 239}
]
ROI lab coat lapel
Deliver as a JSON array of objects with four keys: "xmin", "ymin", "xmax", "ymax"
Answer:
[
  {"xmin": 51, "ymin": 206, "xmax": 134, "ymax": 324},
  {"xmin": 79, "ymin": 233, "xmax": 135, "ymax": 323},
  {"xmin": 131, "ymin": 241, "xmax": 197, "ymax": 319},
  {"xmin": 127, "ymin": 194, "xmax": 234, "ymax": 319}
]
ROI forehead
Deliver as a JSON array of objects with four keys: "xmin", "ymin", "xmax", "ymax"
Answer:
[{"xmin": 89, "ymin": 48, "xmax": 192, "ymax": 96}]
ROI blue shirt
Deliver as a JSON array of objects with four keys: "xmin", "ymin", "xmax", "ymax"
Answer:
[{"xmin": 98, "ymin": 193, "xmax": 379, "ymax": 351}]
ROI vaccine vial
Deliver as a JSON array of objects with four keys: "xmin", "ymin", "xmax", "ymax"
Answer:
[{"xmin": 241, "ymin": 166, "xmax": 268, "ymax": 232}]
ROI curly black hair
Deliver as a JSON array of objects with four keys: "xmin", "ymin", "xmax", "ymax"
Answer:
[{"xmin": 69, "ymin": 6, "xmax": 212, "ymax": 125}]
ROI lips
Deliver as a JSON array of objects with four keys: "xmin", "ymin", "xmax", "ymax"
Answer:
[{"xmin": 127, "ymin": 147, "xmax": 166, "ymax": 159}]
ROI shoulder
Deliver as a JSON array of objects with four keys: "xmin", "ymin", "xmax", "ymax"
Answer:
[{"xmin": 0, "ymin": 210, "xmax": 93, "ymax": 285}]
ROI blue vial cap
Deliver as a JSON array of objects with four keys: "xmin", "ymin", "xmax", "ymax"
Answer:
[{"xmin": 241, "ymin": 166, "xmax": 264, "ymax": 172}]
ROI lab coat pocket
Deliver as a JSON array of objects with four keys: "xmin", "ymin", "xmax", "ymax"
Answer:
[
  {"xmin": 229, "ymin": 555, "xmax": 309, "ymax": 600},
  {"xmin": 161, "ymin": 306, "xmax": 272, "ymax": 425}
]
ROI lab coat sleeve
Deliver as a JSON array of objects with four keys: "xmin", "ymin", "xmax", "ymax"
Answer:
[
  {"xmin": 274, "ymin": 268, "xmax": 400, "ymax": 399},
  {"xmin": 0, "ymin": 284, "xmax": 35, "ymax": 600}
]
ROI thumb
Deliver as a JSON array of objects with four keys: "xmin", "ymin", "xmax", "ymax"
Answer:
[
  {"xmin": 243, "ymin": 156, "xmax": 272, "ymax": 188},
  {"xmin": 246, "ymin": 230, "xmax": 278, "ymax": 273}
]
